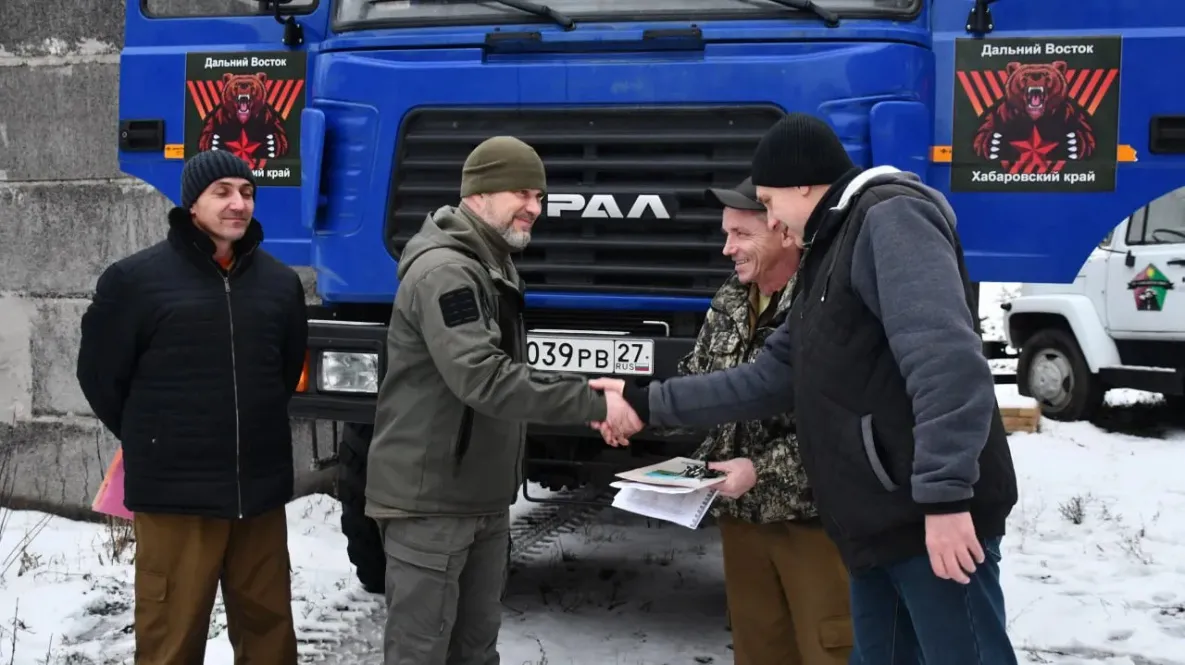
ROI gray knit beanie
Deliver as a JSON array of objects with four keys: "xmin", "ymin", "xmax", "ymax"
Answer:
[{"xmin": 181, "ymin": 150, "xmax": 257, "ymax": 209}]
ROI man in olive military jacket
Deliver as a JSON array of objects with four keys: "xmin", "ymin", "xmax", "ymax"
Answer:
[{"xmin": 365, "ymin": 136, "xmax": 636, "ymax": 665}]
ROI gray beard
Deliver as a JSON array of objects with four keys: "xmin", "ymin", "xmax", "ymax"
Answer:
[{"xmin": 499, "ymin": 225, "xmax": 531, "ymax": 250}]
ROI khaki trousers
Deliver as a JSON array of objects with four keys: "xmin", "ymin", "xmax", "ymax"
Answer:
[
  {"xmin": 718, "ymin": 515, "xmax": 854, "ymax": 665},
  {"xmin": 132, "ymin": 507, "xmax": 297, "ymax": 665},
  {"xmin": 377, "ymin": 511, "xmax": 510, "ymax": 665}
]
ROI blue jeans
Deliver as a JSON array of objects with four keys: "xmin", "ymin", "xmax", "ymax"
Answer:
[{"xmin": 848, "ymin": 537, "xmax": 1017, "ymax": 665}]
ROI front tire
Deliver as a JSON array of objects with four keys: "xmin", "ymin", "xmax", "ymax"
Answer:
[
  {"xmin": 336, "ymin": 423, "xmax": 386, "ymax": 594},
  {"xmin": 1017, "ymin": 328, "xmax": 1104, "ymax": 422}
]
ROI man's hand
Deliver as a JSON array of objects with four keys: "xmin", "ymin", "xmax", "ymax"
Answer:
[
  {"xmin": 706, "ymin": 458, "xmax": 756, "ymax": 499},
  {"xmin": 587, "ymin": 378, "xmax": 641, "ymax": 446},
  {"xmin": 602, "ymin": 391, "xmax": 642, "ymax": 446},
  {"xmin": 589, "ymin": 378, "xmax": 624, "ymax": 394},
  {"xmin": 924, "ymin": 512, "xmax": 985, "ymax": 584}
]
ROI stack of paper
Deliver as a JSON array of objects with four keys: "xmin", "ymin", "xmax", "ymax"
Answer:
[{"xmin": 609, "ymin": 457, "xmax": 723, "ymax": 529}]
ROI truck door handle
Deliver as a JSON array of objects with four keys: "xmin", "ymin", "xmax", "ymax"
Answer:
[
  {"xmin": 118, "ymin": 119, "xmax": 164, "ymax": 152},
  {"xmin": 1169, "ymin": 258, "xmax": 1185, "ymax": 266},
  {"xmin": 1150, "ymin": 116, "xmax": 1185, "ymax": 154}
]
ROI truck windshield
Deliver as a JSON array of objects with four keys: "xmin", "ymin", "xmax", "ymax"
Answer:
[{"xmin": 336, "ymin": 0, "xmax": 918, "ymax": 30}]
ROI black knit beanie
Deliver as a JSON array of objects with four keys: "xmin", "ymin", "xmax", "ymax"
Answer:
[
  {"xmin": 460, "ymin": 136, "xmax": 547, "ymax": 197},
  {"xmin": 181, "ymin": 150, "xmax": 257, "ymax": 209},
  {"xmin": 750, "ymin": 113, "xmax": 855, "ymax": 188}
]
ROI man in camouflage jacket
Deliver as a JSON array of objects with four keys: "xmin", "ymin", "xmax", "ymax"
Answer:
[
  {"xmin": 678, "ymin": 271, "xmax": 814, "ymax": 525},
  {"xmin": 681, "ymin": 177, "xmax": 854, "ymax": 665}
]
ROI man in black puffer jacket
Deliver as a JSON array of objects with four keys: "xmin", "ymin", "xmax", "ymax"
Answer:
[{"xmin": 77, "ymin": 150, "xmax": 307, "ymax": 665}]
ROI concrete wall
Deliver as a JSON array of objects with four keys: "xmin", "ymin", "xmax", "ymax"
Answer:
[{"xmin": 0, "ymin": 0, "xmax": 331, "ymax": 520}]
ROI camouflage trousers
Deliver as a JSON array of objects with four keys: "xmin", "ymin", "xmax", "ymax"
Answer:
[{"xmin": 377, "ymin": 511, "xmax": 510, "ymax": 665}]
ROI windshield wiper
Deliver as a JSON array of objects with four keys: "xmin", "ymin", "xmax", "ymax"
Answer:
[
  {"xmin": 761, "ymin": 0, "xmax": 840, "ymax": 27},
  {"xmin": 488, "ymin": 0, "xmax": 575, "ymax": 30},
  {"xmin": 369, "ymin": 0, "xmax": 576, "ymax": 31}
]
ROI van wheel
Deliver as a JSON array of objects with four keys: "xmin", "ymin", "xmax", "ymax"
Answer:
[
  {"xmin": 1017, "ymin": 328, "xmax": 1104, "ymax": 422},
  {"xmin": 337, "ymin": 423, "xmax": 386, "ymax": 594}
]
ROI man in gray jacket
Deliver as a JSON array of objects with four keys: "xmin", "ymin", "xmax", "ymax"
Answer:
[
  {"xmin": 366, "ymin": 135, "xmax": 632, "ymax": 665},
  {"xmin": 593, "ymin": 114, "xmax": 1019, "ymax": 664}
]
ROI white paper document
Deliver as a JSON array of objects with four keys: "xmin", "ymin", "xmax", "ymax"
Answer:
[
  {"xmin": 610, "ymin": 484, "xmax": 718, "ymax": 529},
  {"xmin": 609, "ymin": 480, "xmax": 698, "ymax": 495},
  {"xmin": 614, "ymin": 456, "xmax": 727, "ymax": 491}
]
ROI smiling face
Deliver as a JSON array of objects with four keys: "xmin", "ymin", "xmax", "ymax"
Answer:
[
  {"xmin": 721, "ymin": 207, "xmax": 800, "ymax": 293},
  {"xmin": 469, "ymin": 189, "xmax": 544, "ymax": 250},
  {"xmin": 722, "ymin": 208, "xmax": 772, "ymax": 283},
  {"xmin": 190, "ymin": 176, "xmax": 254, "ymax": 245}
]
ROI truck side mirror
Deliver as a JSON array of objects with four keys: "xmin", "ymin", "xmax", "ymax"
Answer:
[{"xmin": 1125, "ymin": 250, "xmax": 1135, "ymax": 267}]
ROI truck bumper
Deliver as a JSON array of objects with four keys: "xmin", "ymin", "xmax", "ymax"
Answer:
[
  {"xmin": 288, "ymin": 319, "xmax": 700, "ymax": 439},
  {"xmin": 290, "ymin": 319, "xmax": 1019, "ymax": 420}
]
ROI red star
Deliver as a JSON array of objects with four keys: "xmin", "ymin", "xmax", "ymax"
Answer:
[
  {"xmin": 224, "ymin": 129, "xmax": 261, "ymax": 165},
  {"xmin": 1009, "ymin": 126, "xmax": 1057, "ymax": 171}
]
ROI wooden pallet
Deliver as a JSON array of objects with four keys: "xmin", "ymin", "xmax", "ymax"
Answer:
[{"xmin": 999, "ymin": 398, "xmax": 1042, "ymax": 434}]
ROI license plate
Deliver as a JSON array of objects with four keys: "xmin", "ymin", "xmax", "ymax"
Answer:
[{"xmin": 527, "ymin": 335, "xmax": 654, "ymax": 375}]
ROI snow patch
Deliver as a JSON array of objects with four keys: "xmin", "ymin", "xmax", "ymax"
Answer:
[
  {"xmin": 1003, "ymin": 419, "xmax": 1185, "ymax": 663},
  {"xmin": 0, "ymin": 418, "xmax": 1179, "ymax": 662},
  {"xmin": 980, "ymin": 281, "xmax": 1022, "ymax": 343}
]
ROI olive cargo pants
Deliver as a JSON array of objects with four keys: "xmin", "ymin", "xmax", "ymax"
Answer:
[
  {"xmin": 718, "ymin": 516, "xmax": 855, "ymax": 665},
  {"xmin": 132, "ymin": 507, "xmax": 297, "ymax": 665},
  {"xmin": 377, "ymin": 510, "xmax": 510, "ymax": 665}
]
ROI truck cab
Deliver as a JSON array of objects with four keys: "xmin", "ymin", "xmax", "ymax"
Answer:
[
  {"xmin": 1004, "ymin": 187, "xmax": 1185, "ymax": 421},
  {"xmin": 117, "ymin": 0, "xmax": 1185, "ymax": 592}
]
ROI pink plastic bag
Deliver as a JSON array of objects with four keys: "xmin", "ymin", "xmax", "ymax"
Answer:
[{"xmin": 92, "ymin": 448, "xmax": 134, "ymax": 521}]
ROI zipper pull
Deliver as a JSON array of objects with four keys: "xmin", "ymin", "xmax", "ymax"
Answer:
[{"xmin": 223, "ymin": 277, "xmax": 230, "ymax": 293}]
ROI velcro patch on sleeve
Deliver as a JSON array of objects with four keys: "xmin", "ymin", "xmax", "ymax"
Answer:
[{"xmin": 438, "ymin": 287, "xmax": 481, "ymax": 328}]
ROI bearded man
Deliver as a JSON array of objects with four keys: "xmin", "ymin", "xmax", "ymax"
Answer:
[{"xmin": 365, "ymin": 136, "xmax": 635, "ymax": 665}]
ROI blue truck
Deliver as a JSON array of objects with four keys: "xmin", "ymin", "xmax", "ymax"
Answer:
[{"xmin": 117, "ymin": 0, "xmax": 1185, "ymax": 592}]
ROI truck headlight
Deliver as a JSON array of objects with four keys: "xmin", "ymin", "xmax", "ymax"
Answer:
[{"xmin": 317, "ymin": 351, "xmax": 379, "ymax": 394}]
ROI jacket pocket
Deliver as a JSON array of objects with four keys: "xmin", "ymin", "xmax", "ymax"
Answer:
[
  {"xmin": 803, "ymin": 394, "xmax": 899, "ymax": 500},
  {"xmin": 446, "ymin": 411, "xmax": 521, "ymax": 510},
  {"xmin": 859, "ymin": 414, "xmax": 899, "ymax": 492},
  {"xmin": 450, "ymin": 406, "xmax": 475, "ymax": 469},
  {"xmin": 383, "ymin": 524, "xmax": 453, "ymax": 636}
]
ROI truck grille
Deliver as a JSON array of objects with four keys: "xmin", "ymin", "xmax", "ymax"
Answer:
[
  {"xmin": 386, "ymin": 105, "xmax": 784, "ymax": 298},
  {"xmin": 523, "ymin": 308, "xmax": 705, "ymax": 339}
]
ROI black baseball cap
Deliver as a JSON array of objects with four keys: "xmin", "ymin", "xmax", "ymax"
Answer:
[{"xmin": 705, "ymin": 177, "xmax": 764, "ymax": 211}]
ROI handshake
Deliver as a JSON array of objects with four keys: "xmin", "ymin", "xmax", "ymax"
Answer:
[{"xmin": 587, "ymin": 378, "xmax": 644, "ymax": 446}]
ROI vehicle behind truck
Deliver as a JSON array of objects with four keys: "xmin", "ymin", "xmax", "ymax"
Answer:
[
  {"xmin": 1003, "ymin": 188, "xmax": 1185, "ymax": 422},
  {"xmin": 117, "ymin": 0, "xmax": 1185, "ymax": 592}
]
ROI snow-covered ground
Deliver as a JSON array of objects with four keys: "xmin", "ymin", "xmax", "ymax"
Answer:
[
  {"xmin": 979, "ymin": 281, "xmax": 1021, "ymax": 344},
  {"xmin": 0, "ymin": 282, "xmax": 1180, "ymax": 664},
  {"xmin": 998, "ymin": 384, "xmax": 1185, "ymax": 664},
  {"xmin": 0, "ymin": 494, "xmax": 384, "ymax": 665},
  {"xmin": 3, "ymin": 400, "xmax": 1184, "ymax": 665}
]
